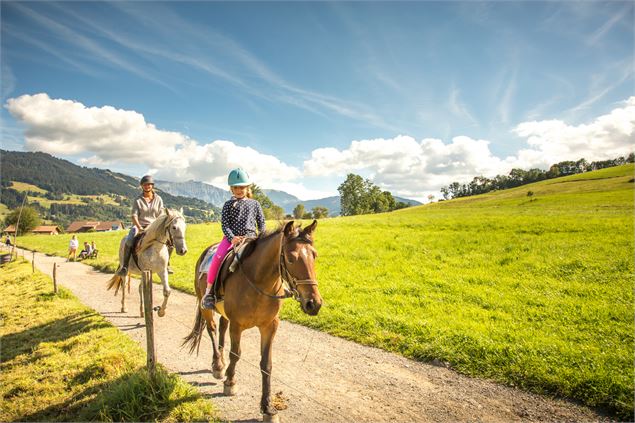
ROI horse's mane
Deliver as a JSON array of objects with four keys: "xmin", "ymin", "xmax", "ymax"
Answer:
[
  {"xmin": 139, "ymin": 208, "xmax": 183, "ymax": 252},
  {"xmin": 239, "ymin": 222, "xmax": 312, "ymax": 262}
]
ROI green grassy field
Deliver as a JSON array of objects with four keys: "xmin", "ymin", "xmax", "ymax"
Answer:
[
  {"xmin": 0, "ymin": 259, "xmax": 218, "ymax": 422},
  {"xmin": 16, "ymin": 164, "xmax": 635, "ymax": 418}
]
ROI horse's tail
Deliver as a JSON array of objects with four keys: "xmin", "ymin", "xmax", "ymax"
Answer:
[
  {"xmin": 182, "ymin": 304, "xmax": 205, "ymax": 355},
  {"xmin": 106, "ymin": 274, "xmax": 123, "ymax": 294}
]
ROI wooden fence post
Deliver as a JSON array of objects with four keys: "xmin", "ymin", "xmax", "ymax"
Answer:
[
  {"xmin": 142, "ymin": 271, "xmax": 156, "ymax": 375},
  {"xmin": 32, "ymin": 251, "xmax": 35, "ymax": 273},
  {"xmin": 53, "ymin": 264, "xmax": 58, "ymax": 293}
]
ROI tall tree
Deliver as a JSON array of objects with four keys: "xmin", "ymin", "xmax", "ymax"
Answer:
[
  {"xmin": 293, "ymin": 204, "xmax": 305, "ymax": 219},
  {"xmin": 312, "ymin": 206, "xmax": 329, "ymax": 219},
  {"xmin": 338, "ymin": 174, "xmax": 371, "ymax": 216}
]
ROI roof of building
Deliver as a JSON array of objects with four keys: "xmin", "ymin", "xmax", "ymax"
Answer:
[
  {"xmin": 32, "ymin": 225, "xmax": 62, "ymax": 233},
  {"xmin": 67, "ymin": 220, "xmax": 124, "ymax": 232}
]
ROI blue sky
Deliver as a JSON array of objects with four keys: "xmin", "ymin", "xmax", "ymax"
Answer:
[{"xmin": 2, "ymin": 1, "xmax": 634, "ymax": 201}]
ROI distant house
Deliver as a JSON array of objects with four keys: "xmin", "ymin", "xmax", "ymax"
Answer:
[
  {"xmin": 3, "ymin": 225, "xmax": 61, "ymax": 235},
  {"xmin": 32, "ymin": 225, "xmax": 62, "ymax": 235},
  {"xmin": 95, "ymin": 221, "xmax": 125, "ymax": 232},
  {"xmin": 3, "ymin": 225, "xmax": 17, "ymax": 235},
  {"xmin": 66, "ymin": 220, "xmax": 124, "ymax": 233}
]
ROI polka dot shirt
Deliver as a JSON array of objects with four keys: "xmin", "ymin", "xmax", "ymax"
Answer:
[{"xmin": 221, "ymin": 197, "xmax": 266, "ymax": 242}]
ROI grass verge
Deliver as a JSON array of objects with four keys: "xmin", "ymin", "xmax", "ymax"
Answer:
[{"xmin": 0, "ymin": 259, "xmax": 218, "ymax": 422}]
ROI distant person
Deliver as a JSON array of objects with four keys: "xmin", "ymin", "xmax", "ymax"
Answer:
[
  {"xmin": 201, "ymin": 168, "xmax": 266, "ymax": 309},
  {"xmin": 79, "ymin": 241, "xmax": 92, "ymax": 259},
  {"xmin": 68, "ymin": 235, "xmax": 79, "ymax": 262},
  {"xmin": 5, "ymin": 235, "xmax": 11, "ymax": 247},
  {"xmin": 91, "ymin": 241, "xmax": 97, "ymax": 256},
  {"xmin": 115, "ymin": 175, "xmax": 171, "ymax": 276}
]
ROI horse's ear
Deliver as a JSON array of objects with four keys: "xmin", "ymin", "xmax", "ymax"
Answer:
[
  {"xmin": 302, "ymin": 219, "xmax": 318, "ymax": 236},
  {"xmin": 283, "ymin": 220, "xmax": 295, "ymax": 237},
  {"xmin": 179, "ymin": 207, "xmax": 183, "ymax": 215}
]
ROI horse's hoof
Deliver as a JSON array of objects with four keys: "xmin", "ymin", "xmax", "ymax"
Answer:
[
  {"xmin": 212, "ymin": 368, "xmax": 225, "ymax": 380},
  {"xmin": 263, "ymin": 413, "xmax": 280, "ymax": 423},
  {"xmin": 157, "ymin": 308, "xmax": 166, "ymax": 317},
  {"xmin": 223, "ymin": 384, "xmax": 236, "ymax": 396}
]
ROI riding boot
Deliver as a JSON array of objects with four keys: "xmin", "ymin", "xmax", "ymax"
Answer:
[
  {"xmin": 201, "ymin": 284, "xmax": 216, "ymax": 310},
  {"xmin": 116, "ymin": 244, "xmax": 133, "ymax": 277}
]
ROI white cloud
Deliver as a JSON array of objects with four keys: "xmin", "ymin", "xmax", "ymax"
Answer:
[
  {"xmin": 304, "ymin": 135, "xmax": 513, "ymax": 199},
  {"xmin": 5, "ymin": 92, "xmax": 302, "ymax": 192},
  {"xmin": 6, "ymin": 93, "xmax": 185, "ymax": 162},
  {"xmin": 513, "ymin": 96, "xmax": 635, "ymax": 167},
  {"xmin": 304, "ymin": 97, "xmax": 635, "ymax": 199}
]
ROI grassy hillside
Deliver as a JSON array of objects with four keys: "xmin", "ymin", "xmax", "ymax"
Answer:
[
  {"xmin": 0, "ymin": 259, "xmax": 217, "ymax": 422},
  {"xmin": 16, "ymin": 164, "xmax": 635, "ymax": 418}
]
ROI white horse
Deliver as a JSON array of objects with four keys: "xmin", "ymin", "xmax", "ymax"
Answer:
[{"xmin": 107, "ymin": 208, "xmax": 188, "ymax": 317}]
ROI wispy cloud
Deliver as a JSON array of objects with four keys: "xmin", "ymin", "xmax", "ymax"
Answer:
[
  {"xmin": 497, "ymin": 69, "xmax": 517, "ymax": 125},
  {"xmin": 7, "ymin": 3, "xmax": 175, "ymax": 91},
  {"xmin": 567, "ymin": 60, "xmax": 634, "ymax": 117},
  {"xmin": 587, "ymin": 4, "xmax": 632, "ymax": 45},
  {"xmin": 448, "ymin": 85, "xmax": 478, "ymax": 126},
  {"xmin": 106, "ymin": 2, "xmax": 395, "ymax": 131},
  {"xmin": 3, "ymin": 23, "xmax": 102, "ymax": 78}
]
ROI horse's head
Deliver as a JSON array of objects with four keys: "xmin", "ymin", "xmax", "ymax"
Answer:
[
  {"xmin": 281, "ymin": 220, "xmax": 323, "ymax": 316},
  {"xmin": 166, "ymin": 208, "xmax": 188, "ymax": 256}
]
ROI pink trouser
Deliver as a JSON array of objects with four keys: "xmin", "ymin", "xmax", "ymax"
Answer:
[{"xmin": 207, "ymin": 237, "xmax": 232, "ymax": 285}]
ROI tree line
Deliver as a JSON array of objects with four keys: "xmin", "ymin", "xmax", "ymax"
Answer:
[
  {"xmin": 338, "ymin": 174, "xmax": 411, "ymax": 216},
  {"xmin": 440, "ymin": 153, "xmax": 635, "ymax": 200}
]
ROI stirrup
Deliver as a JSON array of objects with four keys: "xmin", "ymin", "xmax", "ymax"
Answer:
[{"xmin": 201, "ymin": 293, "xmax": 217, "ymax": 310}]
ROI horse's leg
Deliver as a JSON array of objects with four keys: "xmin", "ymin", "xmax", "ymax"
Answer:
[
  {"xmin": 156, "ymin": 268, "xmax": 170, "ymax": 317},
  {"xmin": 223, "ymin": 321, "xmax": 243, "ymax": 396},
  {"xmin": 137, "ymin": 275, "xmax": 144, "ymax": 318},
  {"xmin": 203, "ymin": 310, "xmax": 225, "ymax": 379},
  {"xmin": 259, "ymin": 318, "xmax": 280, "ymax": 421},
  {"xmin": 218, "ymin": 316, "xmax": 229, "ymax": 372},
  {"xmin": 120, "ymin": 274, "xmax": 126, "ymax": 313}
]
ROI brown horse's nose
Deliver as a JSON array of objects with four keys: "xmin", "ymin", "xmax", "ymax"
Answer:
[{"xmin": 304, "ymin": 298, "xmax": 321, "ymax": 316}]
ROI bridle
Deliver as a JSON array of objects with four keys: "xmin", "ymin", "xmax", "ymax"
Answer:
[
  {"xmin": 160, "ymin": 215, "xmax": 185, "ymax": 247},
  {"xmin": 279, "ymin": 249, "xmax": 318, "ymax": 302}
]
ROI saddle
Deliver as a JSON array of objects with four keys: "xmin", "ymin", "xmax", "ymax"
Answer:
[{"xmin": 200, "ymin": 240, "xmax": 252, "ymax": 317}]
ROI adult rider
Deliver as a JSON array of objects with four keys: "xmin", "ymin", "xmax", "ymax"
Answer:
[{"xmin": 115, "ymin": 175, "xmax": 173, "ymax": 276}]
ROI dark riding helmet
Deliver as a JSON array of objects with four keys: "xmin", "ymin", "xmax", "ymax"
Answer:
[{"xmin": 140, "ymin": 175, "xmax": 155, "ymax": 186}]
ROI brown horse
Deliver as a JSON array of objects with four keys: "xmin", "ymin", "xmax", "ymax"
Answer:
[{"xmin": 183, "ymin": 220, "xmax": 323, "ymax": 422}]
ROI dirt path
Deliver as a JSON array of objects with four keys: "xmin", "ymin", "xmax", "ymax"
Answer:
[{"xmin": 18, "ymin": 248, "xmax": 607, "ymax": 422}]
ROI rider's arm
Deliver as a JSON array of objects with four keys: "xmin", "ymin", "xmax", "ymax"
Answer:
[
  {"xmin": 255, "ymin": 201, "xmax": 266, "ymax": 234},
  {"xmin": 131, "ymin": 198, "xmax": 143, "ymax": 231},
  {"xmin": 132, "ymin": 215, "xmax": 142, "ymax": 231},
  {"xmin": 221, "ymin": 201, "xmax": 235, "ymax": 242}
]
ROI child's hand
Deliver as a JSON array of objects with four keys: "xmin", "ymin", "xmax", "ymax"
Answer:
[{"xmin": 231, "ymin": 236, "xmax": 243, "ymax": 246}]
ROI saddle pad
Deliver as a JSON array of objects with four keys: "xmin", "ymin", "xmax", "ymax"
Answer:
[{"xmin": 199, "ymin": 244, "xmax": 218, "ymax": 275}]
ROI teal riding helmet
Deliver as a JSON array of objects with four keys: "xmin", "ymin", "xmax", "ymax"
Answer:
[{"xmin": 228, "ymin": 168, "xmax": 252, "ymax": 186}]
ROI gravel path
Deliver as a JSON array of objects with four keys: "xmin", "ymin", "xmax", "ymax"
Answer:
[{"xmin": 19, "ymin": 248, "xmax": 608, "ymax": 422}]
